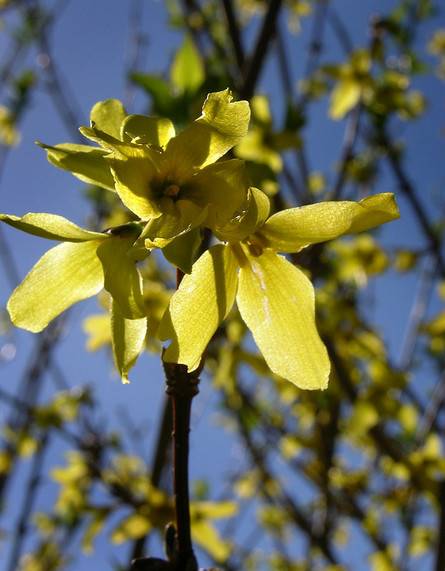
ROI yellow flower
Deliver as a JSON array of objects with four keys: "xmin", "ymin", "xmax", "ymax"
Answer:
[
  {"xmin": 39, "ymin": 90, "xmax": 251, "ymax": 246},
  {"xmin": 159, "ymin": 191, "xmax": 400, "ymax": 389}
]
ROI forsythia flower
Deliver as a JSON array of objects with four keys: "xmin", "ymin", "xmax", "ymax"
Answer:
[
  {"xmin": 159, "ymin": 190, "xmax": 400, "ymax": 389},
  {"xmin": 1, "ymin": 90, "xmax": 250, "ymax": 382},
  {"xmin": 39, "ymin": 90, "xmax": 250, "ymax": 245},
  {"xmin": 1, "ymin": 89, "xmax": 400, "ymax": 388}
]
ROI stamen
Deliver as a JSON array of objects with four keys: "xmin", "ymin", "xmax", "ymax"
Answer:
[{"xmin": 164, "ymin": 184, "xmax": 181, "ymax": 198}]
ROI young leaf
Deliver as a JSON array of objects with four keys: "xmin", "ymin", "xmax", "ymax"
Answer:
[{"xmin": 171, "ymin": 35, "xmax": 204, "ymax": 94}]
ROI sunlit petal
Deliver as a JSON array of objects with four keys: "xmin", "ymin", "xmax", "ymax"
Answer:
[
  {"xmin": 159, "ymin": 244, "xmax": 238, "ymax": 371},
  {"xmin": 237, "ymin": 249, "xmax": 330, "ymax": 389},
  {"xmin": 111, "ymin": 300, "xmax": 147, "ymax": 384},
  {"xmin": 7, "ymin": 240, "xmax": 105, "ymax": 333},
  {"xmin": 0, "ymin": 212, "xmax": 105, "ymax": 242},
  {"xmin": 261, "ymin": 193, "xmax": 400, "ymax": 253}
]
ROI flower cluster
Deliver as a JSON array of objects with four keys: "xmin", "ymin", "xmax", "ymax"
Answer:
[{"xmin": 1, "ymin": 90, "xmax": 399, "ymax": 387}]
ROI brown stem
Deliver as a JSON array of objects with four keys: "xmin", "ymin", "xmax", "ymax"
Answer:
[
  {"xmin": 436, "ymin": 480, "xmax": 445, "ymax": 571},
  {"xmin": 130, "ymin": 397, "xmax": 173, "ymax": 560},
  {"xmin": 164, "ymin": 362, "xmax": 200, "ymax": 571}
]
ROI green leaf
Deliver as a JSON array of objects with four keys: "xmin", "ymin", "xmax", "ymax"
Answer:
[
  {"xmin": 97, "ymin": 238, "xmax": 146, "ymax": 319},
  {"xmin": 8, "ymin": 240, "xmax": 105, "ymax": 333},
  {"xmin": 159, "ymin": 244, "xmax": 238, "ymax": 371},
  {"xmin": 329, "ymin": 79, "xmax": 361, "ymax": 119},
  {"xmin": 37, "ymin": 142, "xmax": 116, "ymax": 191},
  {"xmin": 236, "ymin": 249, "xmax": 330, "ymax": 390},
  {"xmin": 261, "ymin": 193, "xmax": 400, "ymax": 253},
  {"xmin": 130, "ymin": 73, "xmax": 175, "ymax": 116},
  {"xmin": 0, "ymin": 212, "xmax": 105, "ymax": 242},
  {"xmin": 162, "ymin": 227, "xmax": 202, "ymax": 274},
  {"xmin": 90, "ymin": 99, "xmax": 126, "ymax": 139},
  {"xmin": 111, "ymin": 300, "xmax": 147, "ymax": 383},
  {"xmin": 164, "ymin": 89, "xmax": 250, "ymax": 178},
  {"xmin": 171, "ymin": 35, "xmax": 204, "ymax": 94},
  {"xmin": 121, "ymin": 115, "xmax": 175, "ymax": 148}
]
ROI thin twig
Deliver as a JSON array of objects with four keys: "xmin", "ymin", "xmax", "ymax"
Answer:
[
  {"xmin": 164, "ymin": 362, "xmax": 200, "ymax": 570},
  {"xmin": 328, "ymin": 6, "xmax": 354, "ymax": 55},
  {"xmin": 129, "ymin": 397, "xmax": 172, "ymax": 561},
  {"xmin": 6, "ymin": 433, "xmax": 50, "ymax": 571},
  {"xmin": 380, "ymin": 129, "xmax": 445, "ymax": 277},
  {"xmin": 240, "ymin": 0, "xmax": 284, "ymax": 100},
  {"xmin": 275, "ymin": 23, "xmax": 293, "ymax": 98},
  {"xmin": 221, "ymin": 0, "xmax": 245, "ymax": 70},
  {"xmin": 435, "ymin": 480, "xmax": 445, "ymax": 571},
  {"xmin": 415, "ymin": 371, "xmax": 445, "ymax": 448},
  {"xmin": 399, "ymin": 256, "xmax": 436, "ymax": 372},
  {"xmin": 329, "ymin": 104, "xmax": 361, "ymax": 200}
]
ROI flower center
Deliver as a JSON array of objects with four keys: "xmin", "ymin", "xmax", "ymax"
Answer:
[
  {"xmin": 164, "ymin": 184, "xmax": 181, "ymax": 198},
  {"xmin": 151, "ymin": 177, "xmax": 182, "ymax": 201}
]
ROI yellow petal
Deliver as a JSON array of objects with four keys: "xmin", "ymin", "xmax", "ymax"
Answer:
[
  {"xmin": 142, "ymin": 200, "xmax": 207, "ymax": 249},
  {"xmin": 261, "ymin": 193, "xmax": 400, "ymax": 253},
  {"xmin": 79, "ymin": 126, "xmax": 145, "ymax": 157},
  {"xmin": 8, "ymin": 241, "xmax": 104, "ymax": 333},
  {"xmin": 159, "ymin": 244, "xmax": 238, "ymax": 371},
  {"xmin": 236, "ymin": 249, "xmax": 330, "ymax": 389},
  {"xmin": 83, "ymin": 313, "xmax": 111, "ymax": 351},
  {"xmin": 90, "ymin": 99, "xmax": 126, "ymax": 139},
  {"xmin": 37, "ymin": 142, "xmax": 116, "ymax": 191},
  {"xmin": 162, "ymin": 227, "xmax": 202, "ymax": 274},
  {"xmin": 215, "ymin": 186, "xmax": 270, "ymax": 242},
  {"xmin": 163, "ymin": 89, "xmax": 250, "ymax": 179},
  {"xmin": 107, "ymin": 147, "xmax": 162, "ymax": 219},
  {"xmin": 120, "ymin": 115, "xmax": 175, "ymax": 148},
  {"xmin": 97, "ymin": 238, "xmax": 146, "ymax": 319},
  {"xmin": 185, "ymin": 159, "xmax": 249, "ymax": 229},
  {"xmin": 0, "ymin": 212, "xmax": 105, "ymax": 241},
  {"xmin": 111, "ymin": 300, "xmax": 147, "ymax": 383}
]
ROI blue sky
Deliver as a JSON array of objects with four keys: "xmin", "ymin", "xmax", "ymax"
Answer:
[{"xmin": 0, "ymin": 1, "xmax": 444, "ymax": 569}]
